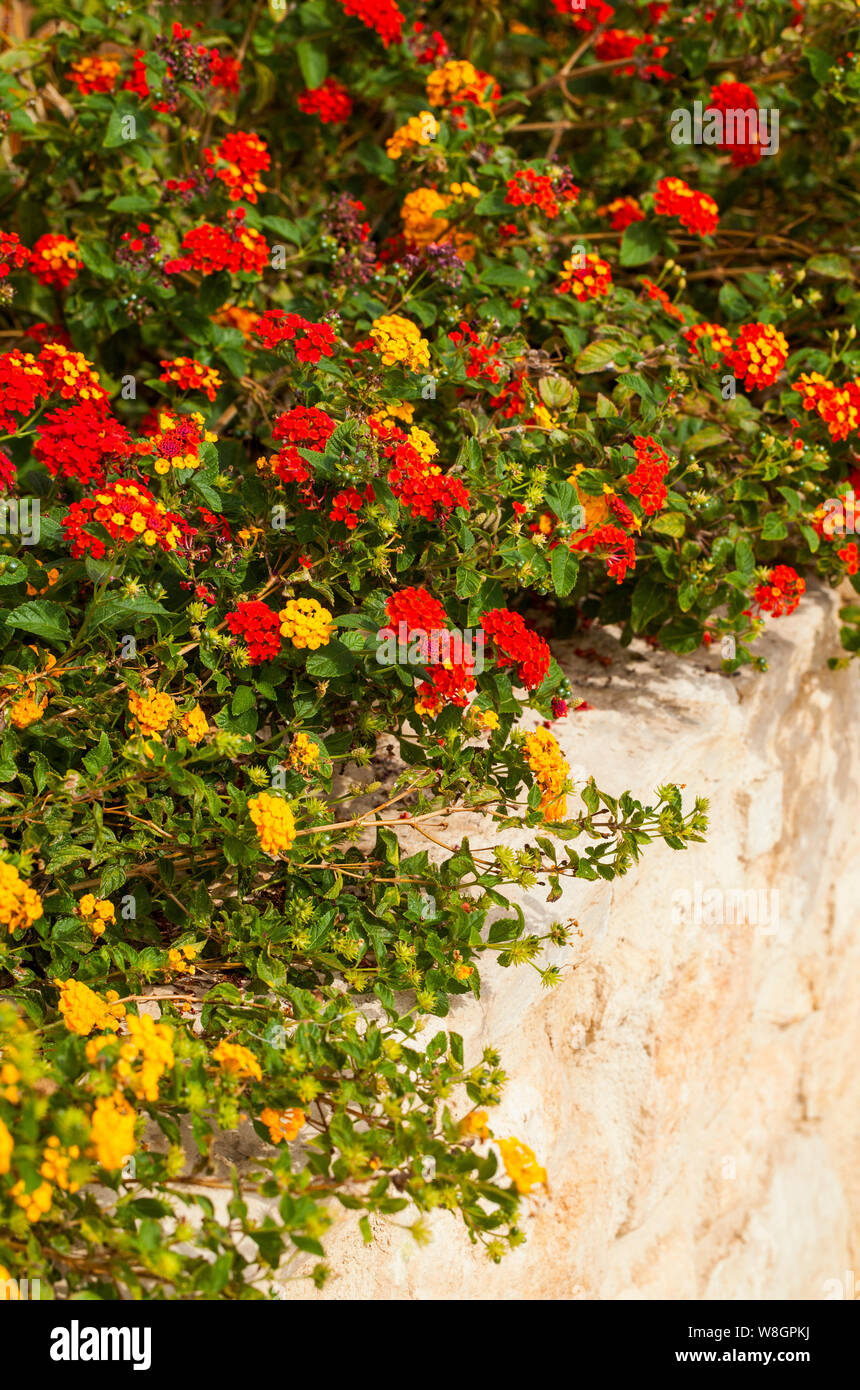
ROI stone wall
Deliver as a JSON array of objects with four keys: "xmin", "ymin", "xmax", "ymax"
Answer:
[{"xmin": 283, "ymin": 582, "xmax": 860, "ymax": 1301}]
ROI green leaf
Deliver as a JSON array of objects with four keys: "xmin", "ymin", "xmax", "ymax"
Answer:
[
  {"xmin": 650, "ymin": 511, "xmax": 687, "ymax": 537},
  {"xmin": 630, "ymin": 576, "xmax": 668, "ymax": 633},
  {"xmin": 6, "ymin": 600, "xmax": 70, "ymax": 645},
  {"xmin": 619, "ymin": 220, "xmax": 663, "ymax": 267},
  {"xmin": 574, "ymin": 339, "xmax": 623, "ymax": 374},
  {"xmin": 806, "ymin": 253, "xmax": 853, "ymax": 281},
  {"xmin": 550, "ymin": 547, "xmax": 579, "ymax": 598},
  {"xmin": 296, "ymin": 39, "xmax": 327, "ymax": 89},
  {"xmin": 305, "ymin": 640, "xmax": 357, "ymax": 679}
]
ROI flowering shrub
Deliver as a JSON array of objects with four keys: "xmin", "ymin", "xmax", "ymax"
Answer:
[{"xmin": 0, "ymin": 0, "xmax": 858, "ymax": 1298}]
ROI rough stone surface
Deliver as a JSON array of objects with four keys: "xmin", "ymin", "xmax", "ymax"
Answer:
[{"xmin": 279, "ymin": 582, "xmax": 860, "ymax": 1301}]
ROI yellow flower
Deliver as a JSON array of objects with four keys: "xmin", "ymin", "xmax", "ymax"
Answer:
[
  {"xmin": 213, "ymin": 1040, "xmax": 262, "ymax": 1081},
  {"xmin": 0, "ymin": 860, "xmax": 43, "ymax": 934},
  {"xmin": 0, "ymin": 1117, "xmax": 13, "ymax": 1174},
  {"xmin": 167, "ymin": 944, "xmax": 197, "ymax": 976},
  {"xmin": 278, "ymin": 597, "xmax": 334, "ymax": 650},
  {"xmin": 498, "ymin": 1136, "xmax": 547, "ymax": 1194},
  {"xmin": 524, "ymin": 727, "xmax": 570, "ymax": 822},
  {"xmin": 370, "ymin": 314, "xmax": 431, "ymax": 372},
  {"xmin": 259, "ymin": 1107, "xmax": 305, "ymax": 1143},
  {"xmin": 11, "ymin": 1178, "xmax": 53, "ymax": 1222},
  {"xmin": 115, "ymin": 1013, "xmax": 175, "ymax": 1102},
  {"xmin": 385, "ymin": 110, "xmax": 439, "ymax": 159},
  {"xmin": 9, "ymin": 692, "xmax": 48, "ymax": 729},
  {"xmin": 40, "ymin": 1135, "xmax": 82, "ymax": 1193},
  {"xmin": 289, "ymin": 731, "xmax": 320, "ymax": 772},
  {"xmin": 406, "ymin": 426, "xmax": 438, "ymax": 463},
  {"xmin": 180, "ymin": 703, "xmax": 209, "ymax": 745},
  {"xmin": 55, "ymin": 978, "xmax": 126, "ymax": 1036},
  {"xmin": 128, "ymin": 689, "xmax": 176, "ymax": 737},
  {"xmin": 248, "ymin": 793, "xmax": 296, "ymax": 856},
  {"xmin": 88, "ymin": 1092, "xmax": 136, "ymax": 1170},
  {"xmin": 459, "ymin": 1109, "xmax": 490, "ymax": 1140}
]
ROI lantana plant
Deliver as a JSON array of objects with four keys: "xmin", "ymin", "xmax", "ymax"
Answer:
[{"xmin": 0, "ymin": 0, "xmax": 858, "ymax": 1298}]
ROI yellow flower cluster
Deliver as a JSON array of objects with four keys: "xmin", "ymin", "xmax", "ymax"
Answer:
[
  {"xmin": 259, "ymin": 1106, "xmax": 305, "ymax": 1144},
  {"xmin": 400, "ymin": 185, "xmax": 478, "ymax": 256},
  {"xmin": 213, "ymin": 1039, "xmax": 262, "ymax": 1081},
  {"xmin": 426, "ymin": 58, "xmax": 481, "ymax": 106},
  {"xmin": 459, "ymin": 1109, "xmax": 490, "ymax": 1140},
  {"xmin": 289, "ymin": 731, "xmax": 320, "ymax": 772},
  {"xmin": 128, "ymin": 689, "xmax": 176, "ymax": 736},
  {"xmin": 1, "ymin": 1062, "xmax": 20, "ymax": 1103},
  {"xmin": 9, "ymin": 692, "xmax": 48, "ymax": 729},
  {"xmin": 278, "ymin": 597, "xmax": 334, "ymax": 650},
  {"xmin": 524, "ymin": 726, "xmax": 570, "ymax": 822},
  {"xmin": 474, "ymin": 709, "xmax": 500, "ymax": 733},
  {"xmin": 40, "ymin": 1135, "xmax": 82, "ymax": 1194},
  {"xmin": 88, "ymin": 1092, "xmax": 136, "ymax": 1170},
  {"xmin": 371, "ymin": 400, "xmax": 414, "ymax": 428},
  {"xmin": 12, "ymin": 1177, "xmax": 53, "ymax": 1222},
  {"xmin": 79, "ymin": 893, "xmax": 115, "ymax": 938},
  {"xmin": 55, "ymin": 977, "xmax": 126, "ymax": 1036},
  {"xmin": 0, "ymin": 1117, "xmax": 12, "ymax": 1173},
  {"xmin": 0, "ymin": 860, "xmax": 43, "ymax": 933},
  {"xmin": 248, "ymin": 792, "xmax": 296, "ymax": 855},
  {"xmin": 370, "ymin": 314, "xmax": 431, "ymax": 372},
  {"xmin": 114, "ymin": 1014, "xmax": 175, "ymax": 1102},
  {"xmin": 167, "ymin": 943, "xmax": 197, "ymax": 976},
  {"xmin": 180, "ymin": 703, "xmax": 208, "ymax": 745},
  {"xmin": 497, "ymin": 1137, "xmax": 547, "ymax": 1194},
  {"xmin": 406, "ymin": 426, "xmax": 438, "ymax": 463},
  {"xmin": 385, "ymin": 110, "xmax": 439, "ymax": 159}
]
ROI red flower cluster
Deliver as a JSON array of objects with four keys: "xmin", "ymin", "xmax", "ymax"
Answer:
[
  {"xmin": 597, "ymin": 196, "xmax": 644, "ymax": 231},
  {"xmin": 35, "ymin": 402, "xmax": 130, "ymax": 486},
  {"xmin": 725, "ymin": 322, "xmax": 789, "ymax": 391},
  {"xmin": 273, "ymin": 406, "xmax": 337, "ymax": 451},
  {"xmin": 415, "ymin": 660, "xmax": 476, "ymax": 714},
  {"xmin": 172, "ymin": 212, "xmax": 269, "ymax": 276},
  {"xmin": 792, "ymin": 372, "xmax": 860, "ymax": 442},
  {"xmin": 339, "ymin": 0, "xmax": 404, "ymax": 48},
  {"xmin": 754, "ymin": 565, "xmax": 805, "ymax": 617},
  {"xmin": 448, "ymin": 321, "xmax": 506, "ymax": 386},
  {"xmin": 654, "ymin": 177, "xmax": 719, "ymax": 236},
  {"xmin": 386, "ymin": 437, "xmax": 471, "ymax": 523},
  {"xmin": 0, "ymin": 350, "xmax": 48, "ymax": 431},
  {"xmin": 480, "ymin": 609, "xmax": 550, "ymax": 690},
  {"xmin": 204, "ymin": 131, "xmax": 270, "ymax": 203},
  {"xmin": 210, "ymin": 50, "xmax": 240, "ymax": 91},
  {"xmin": 253, "ymin": 312, "xmax": 338, "ymax": 363},
  {"xmin": 226, "ymin": 600, "xmax": 281, "ymax": 663},
  {"xmin": 640, "ymin": 277, "xmax": 685, "ymax": 323},
  {"xmin": 505, "ymin": 169, "xmax": 579, "ymax": 219},
  {"xmin": 683, "ymin": 321, "xmax": 733, "ymax": 360},
  {"xmin": 706, "ymin": 82, "xmax": 762, "ymax": 167},
  {"xmin": 0, "ymin": 231, "xmax": 30, "ymax": 278},
  {"xmin": 386, "ymin": 586, "xmax": 448, "ymax": 635},
  {"xmin": 330, "ymin": 484, "xmax": 375, "ymax": 529},
  {"xmin": 67, "ymin": 55, "xmax": 120, "ymax": 96},
  {"xmin": 626, "ymin": 435, "xmax": 671, "ymax": 515},
  {"xmin": 573, "ymin": 524, "xmax": 638, "ymax": 584},
  {"xmin": 62, "ymin": 480, "xmax": 184, "ymax": 558},
  {"xmin": 557, "ymin": 252, "xmax": 613, "ymax": 302},
  {"xmin": 29, "ymin": 233, "xmax": 81, "ymax": 288},
  {"xmin": 298, "ymin": 78, "xmax": 353, "ymax": 125}
]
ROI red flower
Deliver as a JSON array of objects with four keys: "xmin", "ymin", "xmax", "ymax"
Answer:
[
  {"xmin": 34, "ymin": 403, "xmax": 131, "ymax": 486},
  {"xmin": 706, "ymin": 82, "xmax": 762, "ymax": 168},
  {"xmin": 226, "ymin": 600, "xmax": 282, "ymax": 663},
  {"xmin": 298, "ymin": 78, "xmax": 353, "ymax": 125},
  {"xmin": 204, "ymin": 131, "xmax": 270, "ymax": 203},
  {"xmin": 0, "ymin": 231, "xmax": 30, "ymax": 279},
  {"xmin": 0, "ymin": 350, "xmax": 48, "ymax": 432},
  {"xmin": 253, "ymin": 312, "xmax": 338, "ymax": 362},
  {"xmin": 654, "ymin": 177, "xmax": 719, "ymax": 236},
  {"xmin": 29, "ymin": 233, "xmax": 81, "ymax": 288},
  {"xmin": 273, "ymin": 406, "xmax": 337, "ymax": 451},
  {"xmin": 338, "ymin": 0, "xmax": 404, "ymax": 48},
  {"xmin": 725, "ymin": 323, "xmax": 789, "ymax": 391},
  {"xmin": 626, "ymin": 435, "xmax": 672, "ymax": 515},
  {"xmin": 597, "ymin": 197, "xmax": 644, "ymax": 232},
  {"xmin": 753, "ymin": 565, "xmax": 805, "ymax": 617},
  {"xmin": 573, "ymin": 524, "xmax": 638, "ymax": 583},
  {"xmin": 385, "ymin": 586, "xmax": 448, "ymax": 635},
  {"xmin": 175, "ymin": 213, "xmax": 268, "ymax": 276},
  {"xmin": 480, "ymin": 608, "xmax": 550, "ymax": 690}
]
